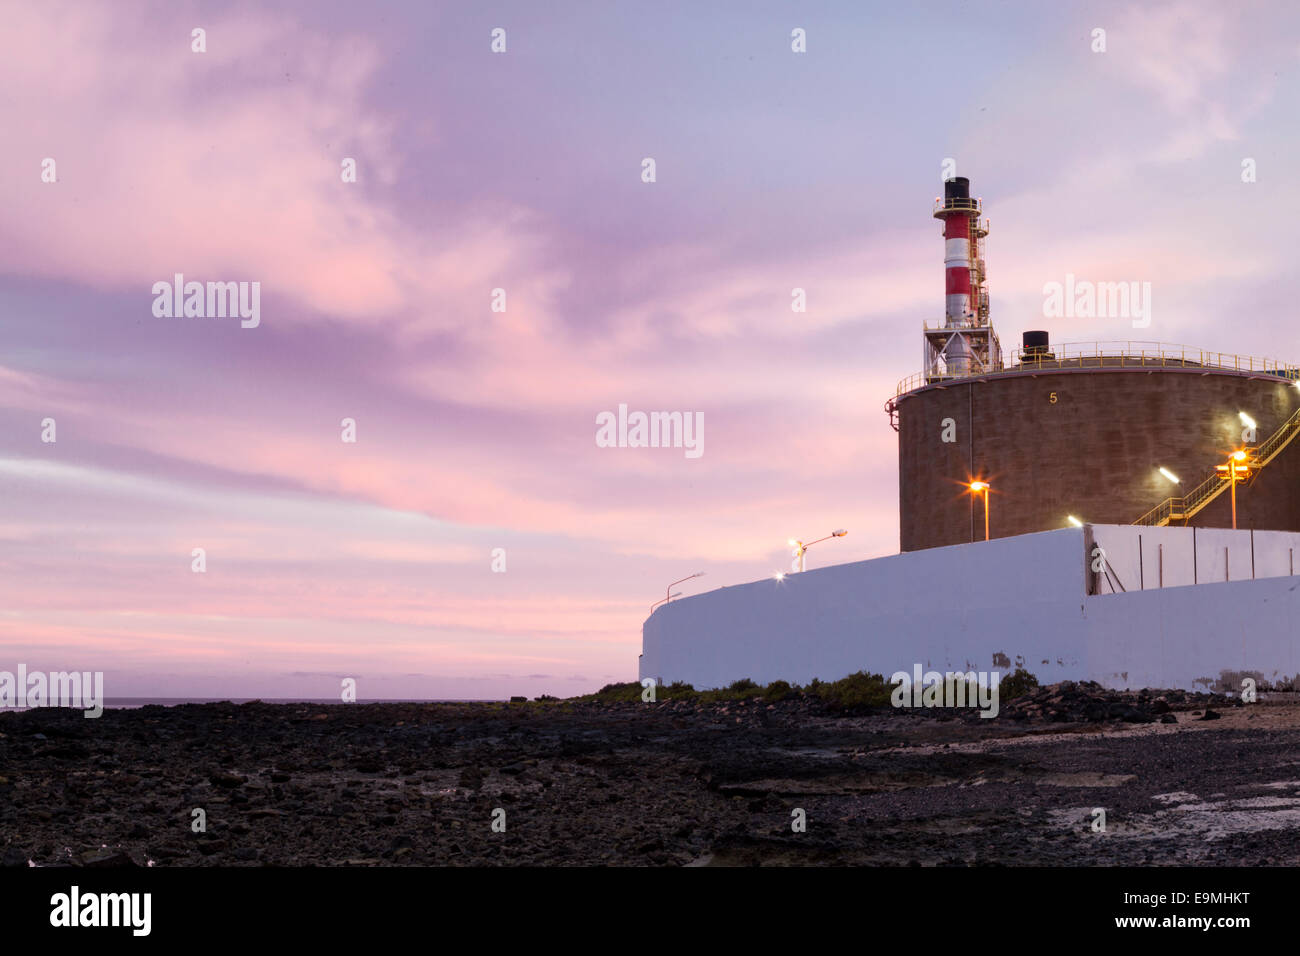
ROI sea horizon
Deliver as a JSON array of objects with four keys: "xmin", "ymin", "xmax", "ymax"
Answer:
[{"xmin": 2, "ymin": 697, "xmax": 510, "ymax": 711}]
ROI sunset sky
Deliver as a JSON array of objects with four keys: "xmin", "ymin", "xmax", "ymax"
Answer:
[{"xmin": 1, "ymin": 0, "xmax": 1297, "ymax": 698}]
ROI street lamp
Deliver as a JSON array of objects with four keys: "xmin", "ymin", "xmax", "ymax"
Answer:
[
  {"xmin": 1215, "ymin": 450, "xmax": 1250, "ymax": 529},
  {"xmin": 969, "ymin": 481, "xmax": 990, "ymax": 541},
  {"xmin": 787, "ymin": 529, "xmax": 847, "ymax": 572},
  {"xmin": 661, "ymin": 572, "xmax": 704, "ymax": 609},
  {"xmin": 649, "ymin": 592, "xmax": 683, "ymax": 613}
]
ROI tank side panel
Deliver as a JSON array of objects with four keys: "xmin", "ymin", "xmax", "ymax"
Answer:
[{"xmin": 898, "ymin": 370, "xmax": 1300, "ymax": 551}]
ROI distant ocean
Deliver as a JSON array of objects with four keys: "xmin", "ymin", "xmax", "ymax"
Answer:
[
  {"xmin": 5, "ymin": 698, "xmax": 502, "ymax": 711},
  {"xmin": 104, "ymin": 698, "xmax": 500, "ymax": 708}
]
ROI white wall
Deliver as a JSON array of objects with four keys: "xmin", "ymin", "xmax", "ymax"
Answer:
[
  {"xmin": 1084, "ymin": 577, "xmax": 1300, "ymax": 690},
  {"xmin": 1091, "ymin": 525, "xmax": 1300, "ymax": 592},
  {"xmin": 642, "ymin": 528, "xmax": 1087, "ymax": 690},
  {"xmin": 640, "ymin": 525, "xmax": 1300, "ymax": 692}
]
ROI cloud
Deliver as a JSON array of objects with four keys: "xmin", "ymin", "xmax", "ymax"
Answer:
[{"xmin": 0, "ymin": 3, "xmax": 560, "ymax": 335}]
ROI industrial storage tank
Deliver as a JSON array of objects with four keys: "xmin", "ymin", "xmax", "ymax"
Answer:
[
  {"xmin": 892, "ymin": 340, "xmax": 1300, "ymax": 552},
  {"xmin": 888, "ymin": 176, "xmax": 1300, "ymax": 552}
]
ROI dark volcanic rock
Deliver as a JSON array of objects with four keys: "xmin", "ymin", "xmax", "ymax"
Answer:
[
  {"xmin": 1, "ymin": 692, "xmax": 1295, "ymax": 867},
  {"xmin": 999, "ymin": 681, "xmax": 1227, "ymax": 724}
]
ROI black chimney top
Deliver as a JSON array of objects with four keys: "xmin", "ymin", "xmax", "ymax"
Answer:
[{"xmin": 943, "ymin": 177, "xmax": 970, "ymax": 201}]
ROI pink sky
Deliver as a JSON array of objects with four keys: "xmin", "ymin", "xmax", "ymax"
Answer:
[{"xmin": 1, "ymin": 0, "xmax": 1298, "ymax": 697}]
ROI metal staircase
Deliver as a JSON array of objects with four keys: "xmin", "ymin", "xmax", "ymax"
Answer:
[{"xmin": 1134, "ymin": 405, "xmax": 1300, "ymax": 526}]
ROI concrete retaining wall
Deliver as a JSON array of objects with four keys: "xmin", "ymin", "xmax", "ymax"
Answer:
[
  {"xmin": 640, "ymin": 525, "xmax": 1300, "ymax": 692},
  {"xmin": 1091, "ymin": 524, "xmax": 1300, "ymax": 592}
]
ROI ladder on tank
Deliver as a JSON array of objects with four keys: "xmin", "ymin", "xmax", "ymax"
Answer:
[{"xmin": 1133, "ymin": 404, "xmax": 1300, "ymax": 526}]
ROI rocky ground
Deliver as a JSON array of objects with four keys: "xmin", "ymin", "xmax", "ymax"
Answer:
[{"xmin": 2, "ymin": 684, "xmax": 1300, "ymax": 866}]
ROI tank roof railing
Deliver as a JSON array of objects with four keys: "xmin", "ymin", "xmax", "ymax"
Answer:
[{"xmin": 894, "ymin": 341, "xmax": 1300, "ymax": 398}]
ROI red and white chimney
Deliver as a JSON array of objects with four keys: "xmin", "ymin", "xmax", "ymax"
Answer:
[{"xmin": 932, "ymin": 176, "xmax": 989, "ymax": 374}]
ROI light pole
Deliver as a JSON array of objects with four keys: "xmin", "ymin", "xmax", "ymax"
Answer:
[
  {"xmin": 969, "ymin": 481, "xmax": 990, "ymax": 541},
  {"xmin": 650, "ymin": 592, "xmax": 682, "ymax": 613},
  {"xmin": 1216, "ymin": 451, "xmax": 1249, "ymax": 529},
  {"xmin": 787, "ymin": 529, "xmax": 847, "ymax": 572},
  {"xmin": 662, "ymin": 572, "xmax": 704, "ymax": 608}
]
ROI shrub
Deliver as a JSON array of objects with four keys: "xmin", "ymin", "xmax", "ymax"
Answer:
[
  {"xmin": 999, "ymin": 668, "xmax": 1040, "ymax": 701},
  {"xmin": 586, "ymin": 681, "xmax": 643, "ymax": 702},
  {"xmin": 572, "ymin": 680, "xmax": 702, "ymax": 703},
  {"xmin": 808, "ymin": 671, "xmax": 894, "ymax": 712},
  {"xmin": 661, "ymin": 681, "xmax": 699, "ymax": 700},
  {"xmin": 763, "ymin": 679, "xmax": 794, "ymax": 702}
]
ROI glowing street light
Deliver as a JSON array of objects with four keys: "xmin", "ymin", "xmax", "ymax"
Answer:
[
  {"xmin": 1215, "ymin": 450, "xmax": 1250, "ymax": 529},
  {"xmin": 1158, "ymin": 467, "xmax": 1180, "ymax": 484},
  {"xmin": 968, "ymin": 481, "xmax": 990, "ymax": 541},
  {"xmin": 1066, "ymin": 515, "xmax": 1083, "ymax": 527},
  {"xmin": 788, "ymin": 529, "xmax": 848, "ymax": 572},
  {"xmin": 773, "ymin": 571, "xmax": 786, "ymax": 582},
  {"xmin": 1239, "ymin": 412, "xmax": 1256, "ymax": 429}
]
